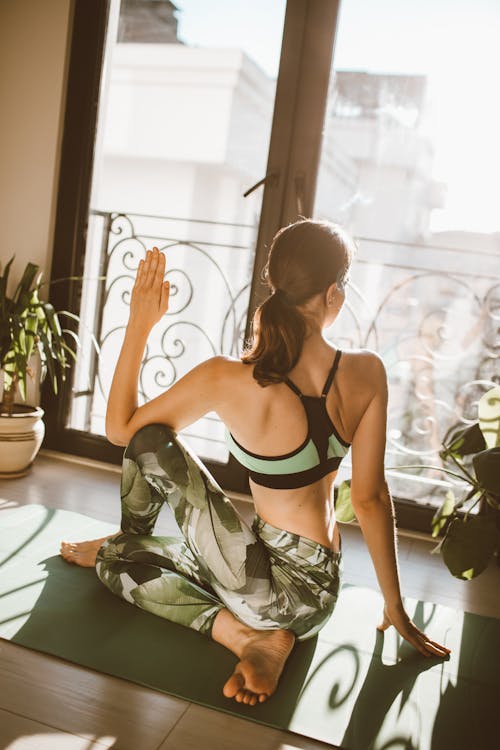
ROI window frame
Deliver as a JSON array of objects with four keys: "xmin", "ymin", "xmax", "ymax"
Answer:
[{"xmin": 43, "ymin": 0, "xmax": 448, "ymax": 532}]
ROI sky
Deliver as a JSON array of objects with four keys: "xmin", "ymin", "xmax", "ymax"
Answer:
[{"xmin": 175, "ymin": 0, "xmax": 500, "ymax": 233}]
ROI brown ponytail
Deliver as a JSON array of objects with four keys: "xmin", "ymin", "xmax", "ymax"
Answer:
[{"xmin": 242, "ymin": 218, "xmax": 355, "ymax": 386}]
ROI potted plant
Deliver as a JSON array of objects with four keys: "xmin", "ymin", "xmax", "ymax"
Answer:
[
  {"xmin": 335, "ymin": 386, "xmax": 500, "ymax": 579},
  {"xmin": 0, "ymin": 256, "xmax": 94, "ymax": 477}
]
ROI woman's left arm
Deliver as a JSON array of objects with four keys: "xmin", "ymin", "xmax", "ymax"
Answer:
[
  {"xmin": 105, "ymin": 247, "xmax": 226, "ymax": 445},
  {"xmin": 350, "ymin": 353, "xmax": 451, "ymax": 658}
]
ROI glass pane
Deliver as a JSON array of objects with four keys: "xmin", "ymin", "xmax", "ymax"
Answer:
[
  {"xmin": 315, "ymin": 0, "xmax": 500, "ymax": 507},
  {"xmin": 69, "ymin": 0, "xmax": 286, "ymax": 463}
]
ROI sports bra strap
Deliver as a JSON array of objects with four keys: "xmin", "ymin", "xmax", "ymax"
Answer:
[
  {"xmin": 321, "ymin": 349, "xmax": 342, "ymax": 398},
  {"xmin": 283, "ymin": 349, "xmax": 342, "ymax": 399},
  {"xmin": 283, "ymin": 377, "xmax": 303, "ymax": 398}
]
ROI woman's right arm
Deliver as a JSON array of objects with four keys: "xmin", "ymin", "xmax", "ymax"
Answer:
[{"xmin": 349, "ymin": 352, "xmax": 451, "ymax": 658}]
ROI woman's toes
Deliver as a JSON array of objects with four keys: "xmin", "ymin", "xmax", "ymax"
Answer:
[
  {"xmin": 60, "ymin": 546, "xmax": 77, "ymax": 562},
  {"xmin": 236, "ymin": 690, "xmax": 259, "ymax": 707},
  {"xmin": 258, "ymin": 693, "xmax": 268, "ymax": 703},
  {"xmin": 222, "ymin": 671, "xmax": 244, "ymax": 699}
]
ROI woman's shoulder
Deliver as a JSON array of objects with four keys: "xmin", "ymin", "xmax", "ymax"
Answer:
[
  {"xmin": 200, "ymin": 356, "xmax": 266, "ymax": 417},
  {"xmin": 205, "ymin": 355, "xmax": 248, "ymax": 371},
  {"xmin": 207, "ymin": 350, "xmax": 387, "ymax": 392},
  {"xmin": 341, "ymin": 347, "xmax": 385, "ymax": 366},
  {"xmin": 340, "ymin": 347, "xmax": 387, "ymax": 387},
  {"xmin": 201, "ymin": 355, "xmax": 254, "ymax": 383}
]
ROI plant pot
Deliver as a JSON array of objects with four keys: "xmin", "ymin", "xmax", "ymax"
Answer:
[{"xmin": 0, "ymin": 404, "xmax": 45, "ymax": 478}]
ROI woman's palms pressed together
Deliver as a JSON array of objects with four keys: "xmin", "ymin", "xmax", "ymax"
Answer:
[{"xmin": 129, "ymin": 246, "xmax": 170, "ymax": 329}]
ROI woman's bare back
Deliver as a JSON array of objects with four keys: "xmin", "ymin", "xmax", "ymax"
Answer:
[{"xmin": 216, "ymin": 344, "xmax": 380, "ymax": 550}]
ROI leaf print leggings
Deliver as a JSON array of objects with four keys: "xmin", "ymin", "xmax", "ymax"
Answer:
[{"xmin": 95, "ymin": 424, "xmax": 343, "ymax": 640}]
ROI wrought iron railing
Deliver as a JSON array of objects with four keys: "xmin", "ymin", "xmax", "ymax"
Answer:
[
  {"xmin": 70, "ymin": 210, "xmax": 257, "ymax": 461},
  {"xmin": 328, "ymin": 231, "xmax": 500, "ymax": 504},
  {"xmin": 70, "ymin": 210, "xmax": 500, "ymax": 505}
]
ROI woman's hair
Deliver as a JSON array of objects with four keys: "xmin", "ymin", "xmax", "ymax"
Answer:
[{"xmin": 242, "ymin": 218, "xmax": 355, "ymax": 387}]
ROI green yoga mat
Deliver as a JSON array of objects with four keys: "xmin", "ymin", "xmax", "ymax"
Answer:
[{"xmin": 0, "ymin": 504, "xmax": 497, "ymax": 749}]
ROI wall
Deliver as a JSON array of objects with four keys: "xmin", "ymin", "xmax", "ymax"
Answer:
[
  {"xmin": 0, "ymin": 0, "xmax": 73, "ymax": 291},
  {"xmin": 0, "ymin": 0, "xmax": 73, "ymax": 405}
]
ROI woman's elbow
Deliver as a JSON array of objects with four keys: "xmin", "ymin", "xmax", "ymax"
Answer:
[
  {"xmin": 105, "ymin": 421, "xmax": 129, "ymax": 446},
  {"xmin": 106, "ymin": 432, "xmax": 128, "ymax": 447},
  {"xmin": 351, "ymin": 479, "xmax": 391, "ymax": 511}
]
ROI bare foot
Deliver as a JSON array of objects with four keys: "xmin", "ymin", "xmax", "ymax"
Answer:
[
  {"xmin": 212, "ymin": 609, "xmax": 295, "ymax": 706},
  {"xmin": 60, "ymin": 533, "xmax": 119, "ymax": 567}
]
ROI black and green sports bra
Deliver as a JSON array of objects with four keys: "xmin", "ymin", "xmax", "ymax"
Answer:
[{"xmin": 225, "ymin": 349, "xmax": 351, "ymax": 490}]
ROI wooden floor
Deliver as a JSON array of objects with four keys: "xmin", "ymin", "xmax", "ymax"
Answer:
[{"xmin": 1, "ymin": 450, "xmax": 499, "ymax": 750}]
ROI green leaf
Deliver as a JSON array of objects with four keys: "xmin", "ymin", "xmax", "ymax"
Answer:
[
  {"xmin": 335, "ymin": 480, "xmax": 356, "ymax": 523},
  {"xmin": 430, "ymin": 537, "xmax": 445, "ymax": 555},
  {"xmin": 38, "ymin": 330, "xmax": 58, "ymax": 395},
  {"xmin": 2, "ymin": 350, "xmax": 16, "ymax": 369},
  {"xmin": 478, "ymin": 386, "xmax": 500, "ymax": 449},
  {"xmin": 60, "ymin": 341, "xmax": 77, "ymax": 362},
  {"xmin": 42, "ymin": 302, "xmax": 62, "ymax": 339},
  {"xmin": 0, "ymin": 255, "xmax": 15, "ymax": 313},
  {"xmin": 14, "ymin": 347, "xmax": 27, "ymax": 398},
  {"xmin": 18, "ymin": 327, "xmax": 27, "ymax": 355},
  {"xmin": 13, "ymin": 262, "xmax": 39, "ymax": 305},
  {"xmin": 57, "ymin": 310, "xmax": 80, "ymax": 322},
  {"xmin": 0, "ymin": 256, "xmax": 88, "ymax": 406},
  {"xmin": 485, "ymin": 493, "xmax": 500, "ymax": 510},
  {"xmin": 3, "ymin": 369, "xmax": 13, "ymax": 391},
  {"xmin": 0, "ymin": 254, "xmax": 15, "ymax": 279},
  {"xmin": 431, "ymin": 489, "xmax": 456, "ymax": 537},
  {"xmin": 441, "ymin": 516, "xmax": 498, "ymax": 580},
  {"xmin": 23, "ymin": 314, "xmax": 38, "ymax": 361},
  {"xmin": 17, "ymin": 370, "xmax": 27, "ymax": 400},
  {"xmin": 35, "ymin": 302, "xmax": 45, "ymax": 321},
  {"xmin": 472, "ymin": 447, "xmax": 500, "ymax": 495},
  {"xmin": 58, "ymin": 311, "xmax": 101, "ymax": 355},
  {"xmin": 61, "ymin": 328, "xmax": 80, "ymax": 348},
  {"xmin": 440, "ymin": 422, "xmax": 486, "ymax": 460}
]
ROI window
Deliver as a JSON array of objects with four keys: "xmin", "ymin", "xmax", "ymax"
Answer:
[
  {"xmin": 46, "ymin": 0, "xmax": 498, "ymax": 529},
  {"xmin": 315, "ymin": 0, "xmax": 500, "ymax": 517}
]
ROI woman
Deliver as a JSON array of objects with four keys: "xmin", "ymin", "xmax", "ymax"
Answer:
[{"xmin": 61, "ymin": 218, "xmax": 450, "ymax": 707}]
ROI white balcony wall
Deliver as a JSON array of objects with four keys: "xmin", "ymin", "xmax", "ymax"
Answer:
[
  {"xmin": 95, "ymin": 44, "xmax": 276, "ymax": 226},
  {"xmin": 322, "ymin": 116, "xmax": 441, "ymax": 242},
  {"xmin": 225, "ymin": 53, "xmax": 275, "ymax": 181},
  {"xmin": 105, "ymin": 45, "xmax": 232, "ymax": 162},
  {"xmin": 103, "ymin": 43, "xmax": 276, "ymax": 174}
]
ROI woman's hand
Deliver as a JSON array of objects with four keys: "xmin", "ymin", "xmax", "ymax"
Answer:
[
  {"xmin": 129, "ymin": 247, "xmax": 170, "ymax": 331},
  {"xmin": 377, "ymin": 601, "xmax": 451, "ymax": 658}
]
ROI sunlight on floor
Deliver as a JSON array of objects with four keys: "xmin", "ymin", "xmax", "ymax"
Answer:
[
  {"xmin": 6, "ymin": 735, "xmax": 117, "ymax": 749},
  {"xmin": 0, "ymin": 498, "xmax": 19, "ymax": 511}
]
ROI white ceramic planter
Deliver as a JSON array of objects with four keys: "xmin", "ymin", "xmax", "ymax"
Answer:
[{"xmin": 0, "ymin": 405, "xmax": 45, "ymax": 478}]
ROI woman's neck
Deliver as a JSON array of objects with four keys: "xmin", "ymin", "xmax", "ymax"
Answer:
[{"xmin": 299, "ymin": 330, "xmax": 335, "ymax": 360}]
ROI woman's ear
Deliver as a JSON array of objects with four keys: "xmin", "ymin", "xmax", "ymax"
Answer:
[{"xmin": 326, "ymin": 281, "xmax": 338, "ymax": 305}]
